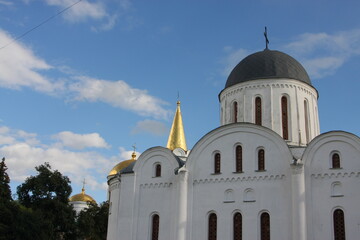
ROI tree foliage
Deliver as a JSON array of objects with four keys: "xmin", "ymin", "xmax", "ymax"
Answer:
[
  {"xmin": 16, "ymin": 162, "xmax": 77, "ymax": 240},
  {"xmin": 0, "ymin": 157, "xmax": 12, "ymax": 202},
  {"xmin": 77, "ymin": 201, "xmax": 109, "ymax": 240}
]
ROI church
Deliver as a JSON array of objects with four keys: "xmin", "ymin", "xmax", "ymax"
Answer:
[{"xmin": 106, "ymin": 44, "xmax": 360, "ymax": 240}]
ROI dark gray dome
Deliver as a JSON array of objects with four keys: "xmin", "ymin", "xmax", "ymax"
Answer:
[{"xmin": 225, "ymin": 49, "xmax": 311, "ymax": 88}]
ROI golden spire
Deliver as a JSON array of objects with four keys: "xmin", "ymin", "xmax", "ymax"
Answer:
[{"xmin": 166, "ymin": 101, "xmax": 187, "ymax": 151}]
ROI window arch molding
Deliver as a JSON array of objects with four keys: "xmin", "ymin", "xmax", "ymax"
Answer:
[
  {"xmin": 153, "ymin": 162, "xmax": 162, "ymax": 177},
  {"xmin": 254, "ymin": 95, "xmax": 263, "ymax": 126},
  {"xmin": 255, "ymin": 147, "xmax": 265, "ymax": 171},
  {"xmin": 304, "ymin": 98, "xmax": 310, "ymax": 143},
  {"xmin": 258, "ymin": 210, "xmax": 271, "ymax": 240},
  {"xmin": 232, "ymin": 210, "xmax": 243, "ymax": 240},
  {"xmin": 207, "ymin": 211, "xmax": 218, "ymax": 240},
  {"xmin": 332, "ymin": 207, "xmax": 346, "ymax": 240},
  {"xmin": 149, "ymin": 212, "xmax": 160, "ymax": 240},
  {"xmin": 330, "ymin": 151, "xmax": 342, "ymax": 169},
  {"xmin": 280, "ymin": 94, "xmax": 291, "ymax": 140},
  {"xmin": 232, "ymin": 100, "xmax": 238, "ymax": 123},
  {"xmin": 212, "ymin": 151, "xmax": 221, "ymax": 174},
  {"xmin": 233, "ymin": 143, "xmax": 243, "ymax": 173}
]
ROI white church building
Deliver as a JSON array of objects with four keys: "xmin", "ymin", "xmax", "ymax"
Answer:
[{"xmin": 106, "ymin": 47, "xmax": 360, "ymax": 240}]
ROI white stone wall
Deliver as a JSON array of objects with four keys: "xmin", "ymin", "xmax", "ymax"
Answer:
[
  {"xmin": 219, "ymin": 79, "xmax": 319, "ymax": 146},
  {"xmin": 303, "ymin": 131, "xmax": 360, "ymax": 240},
  {"xmin": 186, "ymin": 124, "xmax": 294, "ymax": 240}
]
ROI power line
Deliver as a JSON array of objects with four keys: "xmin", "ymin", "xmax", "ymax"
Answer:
[{"xmin": 0, "ymin": 0, "xmax": 82, "ymax": 50}]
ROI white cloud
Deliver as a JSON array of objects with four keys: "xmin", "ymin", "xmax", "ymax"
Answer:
[
  {"xmin": 0, "ymin": 29, "xmax": 63, "ymax": 93},
  {"xmin": 0, "ymin": 29, "xmax": 171, "ymax": 120},
  {"xmin": 53, "ymin": 131, "xmax": 110, "ymax": 150},
  {"xmin": 0, "ymin": 125, "xmax": 126, "ymax": 192},
  {"xmin": 0, "ymin": 126, "xmax": 39, "ymax": 146},
  {"xmin": 70, "ymin": 76, "xmax": 171, "ymax": 119},
  {"xmin": 131, "ymin": 119, "xmax": 168, "ymax": 136},
  {"xmin": 45, "ymin": 0, "xmax": 107, "ymax": 22},
  {"xmin": 284, "ymin": 29, "xmax": 360, "ymax": 79}
]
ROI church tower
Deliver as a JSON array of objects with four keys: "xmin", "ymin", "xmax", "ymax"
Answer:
[{"xmin": 219, "ymin": 49, "xmax": 320, "ymax": 145}]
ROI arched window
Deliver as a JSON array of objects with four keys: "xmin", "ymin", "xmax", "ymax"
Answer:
[
  {"xmin": 214, "ymin": 153, "xmax": 221, "ymax": 174},
  {"xmin": 260, "ymin": 212, "xmax": 270, "ymax": 240},
  {"xmin": 304, "ymin": 100, "xmax": 310, "ymax": 143},
  {"xmin": 155, "ymin": 164, "xmax": 161, "ymax": 177},
  {"xmin": 332, "ymin": 153, "xmax": 341, "ymax": 169},
  {"xmin": 208, "ymin": 213, "xmax": 217, "ymax": 240},
  {"xmin": 233, "ymin": 101, "xmax": 238, "ymax": 123},
  {"xmin": 235, "ymin": 145, "xmax": 243, "ymax": 172},
  {"xmin": 333, "ymin": 209, "xmax": 346, "ymax": 240},
  {"xmin": 152, "ymin": 214, "xmax": 160, "ymax": 240},
  {"xmin": 214, "ymin": 153, "xmax": 221, "ymax": 173},
  {"xmin": 233, "ymin": 212, "xmax": 242, "ymax": 240},
  {"xmin": 255, "ymin": 97, "xmax": 262, "ymax": 125},
  {"xmin": 281, "ymin": 96, "xmax": 289, "ymax": 140},
  {"xmin": 258, "ymin": 149, "xmax": 265, "ymax": 171}
]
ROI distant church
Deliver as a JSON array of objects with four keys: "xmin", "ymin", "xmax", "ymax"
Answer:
[{"xmin": 106, "ymin": 42, "xmax": 360, "ymax": 240}]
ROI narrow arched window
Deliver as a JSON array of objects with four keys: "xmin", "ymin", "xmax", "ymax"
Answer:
[
  {"xmin": 233, "ymin": 212, "xmax": 242, "ymax": 240},
  {"xmin": 208, "ymin": 213, "xmax": 217, "ymax": 240},
  {"xmin": 304, "ymin": 100, "xmax": 310, "ymax": 143},
  {"xmin": 155, "ymin": 164, "xmax": 161, "ymax": 177},
  {"xmin": 258, "ymin": 149, "xmax": 265, "ymax": 171},
  {"xmin": 260, "ymin": 212, "xmax": 270, "ymax": 240},
  {"xmin": 233, "ymin": 101, "xmax": 238, "ymax": 123},
  {"xmin": 281, "ymin": 96, "xmax": 289, "ymax": 140},
  {"xmin": 255, "ymin": 97, "xmax": 262, "ymax": 125},
  {"xmin": 332, "ymin": 153, "xmax": 341, "ymax": 169},
  {"xmin": 214, "ymin": 153, "xmax": 221, "ymax": 174},
  {"xmin": 333, "ymin": 209, "xmax": 346, "ymax": 240},
  {"xmin": 235, "ymin": 145, "xmax": 243, "ymax": 172},
  {"xmin": 152, "ymin": 214, "xmax": 160, "ymax": 240}
]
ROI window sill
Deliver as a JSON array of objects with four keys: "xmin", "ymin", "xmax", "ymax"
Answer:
[
  {"xmin": 329, "ymin": 167, "xmax": 343, "ymax": 170},
  {"xmin": 243, "ymin": 200, "xmax": 256, "ymax": 203},
  {"xmin": 223, "ymin": 200, "xmax": 235, "ymax": 203},
  {"xmin": 331, "ymin": 194, "xmax": 344, "ymax": 197},
  {"xmin": 255, "ymin": 170, "xmax": 266, "ymax": 172},
  {"xmin": 233, "ymin": 171, "xmax": 244, "ymax": 174},
  {"xmin": 211, "ymin": 172, "xmax": 222, "ymax": 175},
  {"xmin": 152, "ymin": 176, "xmax": 161, "ymax": 178}
]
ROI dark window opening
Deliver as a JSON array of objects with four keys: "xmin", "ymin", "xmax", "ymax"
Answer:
[
  {"xmin": 260, "ymin": 212, "xmax": 270, "ymax": 240},
  {"xmin": 214, "ymin": 153, "xmax": 221, "ymax": 174},
  {"xmin": 208, "ymin": 213, "xmax": 217, "ymax": 240},
  {"xmin": 281, "ymin": 96, "xmax": 289, "ymax": 140},
  {"xmin": 235, "ymin": 146, "xmax": 242, "ymax": 172}
]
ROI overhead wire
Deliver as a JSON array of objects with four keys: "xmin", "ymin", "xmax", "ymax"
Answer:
[{"xmin": 0, "ymin": 0, "xmax": 82, "ymax": 50}]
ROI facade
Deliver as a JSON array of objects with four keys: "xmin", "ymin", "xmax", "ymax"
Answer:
[{"xmin": 107, "ymin": 48, "xmax": 360, "ymax": 240}]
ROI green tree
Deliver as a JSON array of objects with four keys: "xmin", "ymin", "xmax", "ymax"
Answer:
[
  {"xmin": 0, "ymin": 157, "xmax": 12, "ymax": 203},
  {"xmin": 17, "ymin": 162, "xmax": 77, "ymax": 240},
  {"xmin": 77, "ymin": 201, "xmax": 109, "ymax": 240}
]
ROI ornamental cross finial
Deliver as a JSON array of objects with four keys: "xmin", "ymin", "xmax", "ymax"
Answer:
[
  {"xmin": 132, "ymin": 144, "xmax": 136, "ymax": 153},
  {"xmin": 82, "ymin": 178, "xmax": 86, "ymax": 193},
  {"xmin": 264, "ymin": 26, "xmax": 269, "ymax": 49}
]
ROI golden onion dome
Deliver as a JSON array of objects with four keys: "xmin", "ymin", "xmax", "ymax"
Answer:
[
  {"xmin": 108, "ymin": 151, "xmax": 137, "ymax": 176},
  {"xmin": 69, "ymin": 187, "xmax": 96, "ymax": 203}
]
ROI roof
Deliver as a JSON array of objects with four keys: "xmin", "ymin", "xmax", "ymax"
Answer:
[
  {"xmin": 69, "ymin": 188, "xmax": 96, "ymax": 203},
  {"xmin": 225, "ymin": 49, "xmax": 311, "ymax": 88},
  {"xmin": 166, "ymin": 101, "xmax": 187, "ymax": 151},
  {"xmin": 108, "ymin": 152, "xmax": 137, "ymax": 176}
]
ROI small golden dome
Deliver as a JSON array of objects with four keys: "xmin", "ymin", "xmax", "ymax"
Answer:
[
  {"xmin": 69, "ymin": 188, "xmax": 96, "ymax": 203},
  {"xmin": 108, "ymin": 152, "xmax": 137, "ymax": 176}
]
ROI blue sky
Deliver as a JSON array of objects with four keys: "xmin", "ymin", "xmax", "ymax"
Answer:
[{"xmin": 1, "ymin": 0, "xmax": 360, "ymax": 203}]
